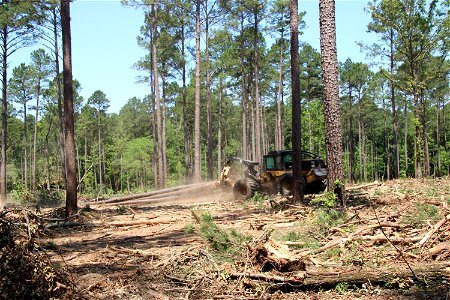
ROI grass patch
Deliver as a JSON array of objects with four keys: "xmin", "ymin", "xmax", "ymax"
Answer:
[
  {"xmin": 315, "ymin": 208, "xmax": 346, "ymax": 232},
  {"xmin": 250, "ymin": 192, "xmax": 269, "ymax": 208},
  {"xmin": 273, "ymin": 229, "xmax": 321, "ymax": 250},
  {"xmin": 191, "ymin": 211, "xmax": 252, "ymax": 262},
  {"xmin": 402, "ymin": 203, "xmax": 440, "ymax": 225},
  {"xmin": 183, "ymin": 223, "xmax": 194, "ymax": 234}
]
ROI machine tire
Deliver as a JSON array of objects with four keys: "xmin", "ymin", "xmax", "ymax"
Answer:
[
  {"xmin": 232, "ymin": 178, "xmax": 259, "ymax": 200},
  {"xmin": 279, "ymin": 175, "xmax": 294, "ymax": 195}
]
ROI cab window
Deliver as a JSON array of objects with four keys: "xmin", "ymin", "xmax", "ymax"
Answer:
[{"xmin": 265, "ymin": 156, "xmax": 275, "ymax": 170}]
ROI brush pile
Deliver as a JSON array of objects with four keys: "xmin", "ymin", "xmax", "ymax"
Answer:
[{"xmin": 0, "ymin": 209, "xmax": 75, "ymax": 299}]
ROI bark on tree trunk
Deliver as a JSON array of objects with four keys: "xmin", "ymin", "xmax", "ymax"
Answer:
[
  {"xmin": 436, "ymin": 97, "xmax": 441, "ymax": 177},
  {"xmin": 1, "ymin": 26, "xmax": 8, "ymax": 205},
  {"xmin": 348, "ymin": 89, "xmax": 355, "ymax": 182},
  {"xmin": 151, "ymin": 4, "xmax": 164, "ymax": 189},
  {"xmin": 193, "ymin": 0, "xmax": 202, "ymax": 182},
  {"xmin": 319, "ymin": 0, "xmax": 344, "ymax": 200},
  {"xmin": 61, "ymin": 0, "xmax": 78, "ymax": 217},
  {"xmin": 205, "ymin": 3, "xmax": 214, "ymax": 180},
  {"xmin": 161, "ymin": 73, "xmax": 167, "ymax": 189},
  {"xmin": 240, "ymin": 15, "xmax": 248, "ymax": 159},
  {"xmin": 23, "ymin": 104, "xmax": 28, "ymax": 191},
  {"xmin": 44, "ymin": 117, "xmax": 52, "ymax": 191},
  {"xmin": 276, "ymin": 43, "xmax": 284, "ymax": 151},
  {"xmin": 290, "ymin": 0, "xmax": 303, "ymax": 204},
  {"xmin": 383, "ymin": 95, "xmax": 390, "ymax": 180},
  {"xmin": 389, "ymin": 29, "xmax": 400, "ymax": 179},
  {"xmin": 217, "ymin": 77, "xmax": 223, "ymax": 175},
  {"xmin": 253, "ymin": 8, "xmax": 261, "ymax": 164},
  {"xmin": 413, "ymin": 91, "xmax": 422, "ymax": 179},
  {"xmin": 181, "ymin": 21, "xmax": 190, "ymax": 182},
  {"xmin": 404, "ymin": 99, "xmax": 409, "ymax": 177},
  {"xmin": 421, "ymin": 92, "xmax": 430, "ymax": 177},
  {"xmin": 98, "ymin": 112, "xmax": 103, "ymax": 193},
  {"xmin": 53, "ymin": 7, "xmax": 67, "ymax": 193},
  {"xmin": 32, "ymin": 82, "xmax": 40, "ymax": 191}
]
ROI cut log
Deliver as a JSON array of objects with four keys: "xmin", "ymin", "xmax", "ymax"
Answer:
[
  {"xmin": 100, "ymin": 196, "xmax": 181, "ymax": 207},
  {"xmin": 229, "ymin": 262, "xmax": 450, "ymax": 287},
  {"xmin": 250, "ymin": 240, "xmax": 306, "ymax": 273},
  {"xmin": 302, "ymin": 262, "xmax": 450, "ymax": 287},
  {"xmin": 89, "ymin": 181, "xmax": 214, "ymax": 204},
  {"xmin": 346, "ymin": 181, "xmax": 381, "ymax": 191}
]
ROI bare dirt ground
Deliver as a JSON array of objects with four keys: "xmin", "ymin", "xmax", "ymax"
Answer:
[{"xmin": 35, "ymin": 177, "xmax": 450, "ymax": 299}]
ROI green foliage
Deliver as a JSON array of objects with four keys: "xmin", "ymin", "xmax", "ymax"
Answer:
[
  {"xmin": 273, "ymin": 229, "xmax": 320, "ymax": 250},
  {"xmin": 183, "ymin": 223, "xmax": 194, "ymax": 234},
  {"xmin": 315, "ymin": 208, "xmax": 346, "ymax": 232},
  {"xmin": 335, "ymin": 282, "xmax": 349, "ymax": 294},
  {"xmin": 195, "ymin": 211, "xmax": 251, "ymax": 261},
  {"xmin": 251, "ymin": 192, "xmax": 269, "ymax": 208},
  {"xmin": 310, "ymin": 191, "xmax": 337, "ymax": 208},
  {"xmin": 324, "ymin": 247, "xmax": 343, "ymax": 259},
  {"xmin": 402, "ymin": 203, "xmax": 440, "ymax": 225}
]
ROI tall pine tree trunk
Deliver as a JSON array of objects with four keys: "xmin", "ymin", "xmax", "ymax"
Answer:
[
  {"xmin": 404, "ymin": 99, "xmax": 409, "ymax": 177},
  {"xmin": 1, "ymin": 26, "xmax": 8, "ymax": 204},
  {"xmin": 383, "ymin": 95, "xmax": 390, "ymax": 180},
  {"xmin": 319, "ymin": 0, "xmax": 344, "ymax": 200},
  {"xmin": 217, "ymin": 77, "xmax": 223, "ymax": 175},
  {"xmin": 151, "ymin": 4, "xmax": 164, "ymax": 189},
  {"xmin": 98, "ymin": 113, "xmax": 103, "ymax": 192},
  {"xmin": 413, "ymin": 90, "xmax": 422, "ymax": 179},
  {"xmin": 253, "ymin": 8, "xmax": 262, "ymax": 164},
  {"xmin": 193, "ymin": 0, "xmax": 202, "ymax": 182},
  {"xmin": 32, "ymin": 83, "xmax": 40, "ymax": 191},
  {"xmin": 290, "ymin": 0, "xmax": 303, "ymax": 203},
  {"xmin": 348, "ymin": 90, "xmax": 355, "ymax": 182},
  {"xmin": 161, "ymin": 72, "xmax": 167, "ymax": 188},
  {"xmin": 389, "ymin": 29, "xmax": 400, "ymax": 179},
  {"xmin": 421, "ymin": 92, "xmax": 430, "ymax": 177},
  {"xmin": 61, "ymin": 0, "xmax": 78, "ymax": 217},
  {"xmin": 44, "ymin": 118, "xmax": 52, "ymax": 191},
  {"xmin": 436, "ymin": 97, "xmax": 441, "ymax": 177},
  {"xmin": 181, "ymin": 21, "xmax": 190, "ymax": 182},
  {"xmin": 205, "ymin": 2, "xmax": 214, "ymax": 180},
  {"xmin": 240, "ymin": 15, "xmax": 248, "ymax": 159},
  {"xmin": 276, "ymin": 43, "xmax": 284, "ymax": 150},
  {"xmin": 23, "ymin": 104, "xmax": 28, "ymax": 190}
]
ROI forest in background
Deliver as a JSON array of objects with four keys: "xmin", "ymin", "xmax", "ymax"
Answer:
[{"xmin": 0, "ymin": 0, "xmax": 449, "ymax": 203}]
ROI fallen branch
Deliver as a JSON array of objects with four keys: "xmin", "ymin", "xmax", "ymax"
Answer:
[
  {"xmin": 229, "ymin": 271, "xmax": 304, "ymax": 283},
  {"xmin": 295, "ymin": 222, "xmax": 406, "ymax": 258},
  {"xmin": 419, "ymin": 213, "xmax": 450, "ymax": 247},
  {"xmin": 45, "ymin": 222, "xmax": 84, "ymax": 229}
]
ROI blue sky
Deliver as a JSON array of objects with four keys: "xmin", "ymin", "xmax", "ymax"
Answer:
[{"xmin": 13, "ymin": 0, "xmax": 377, "ymax": 114}]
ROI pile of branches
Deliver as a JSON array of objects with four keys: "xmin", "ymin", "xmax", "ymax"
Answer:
[{"xmin": 0, "ymin": 209, "xmax": 75, "ymax": 299}]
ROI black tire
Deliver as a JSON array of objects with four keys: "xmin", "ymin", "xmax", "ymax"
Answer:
[
  {"xmin": 279, "ymin": 175, "xmax": 294, "ymax": 195},
  {"xmin": 232, "ymin": 178, "xmax": 259, "ymax": 200}
]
